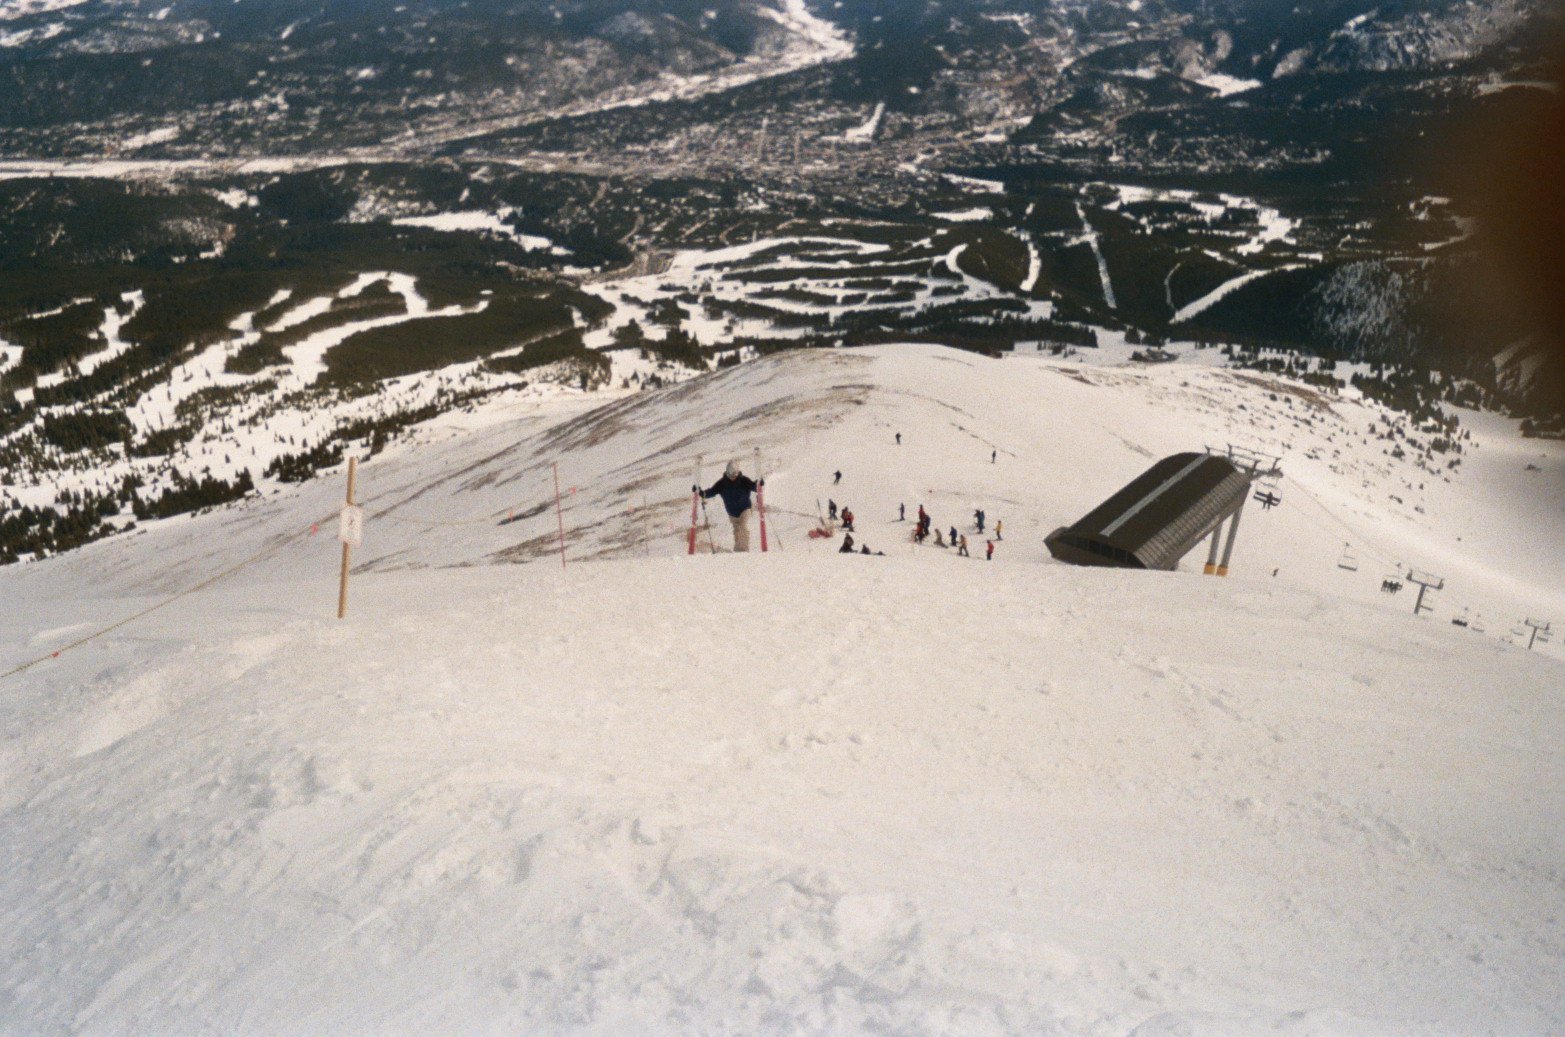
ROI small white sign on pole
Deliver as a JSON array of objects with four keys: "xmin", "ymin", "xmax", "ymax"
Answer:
[{"xmin": 338, "ymin": 504, "xmax": 364, "ymax": 547}]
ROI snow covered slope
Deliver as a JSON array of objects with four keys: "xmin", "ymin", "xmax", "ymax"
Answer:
[
  {"xmin": 1, "ymin": 345, "xmax": 1562, "ymax": 1033},
  {"xmin": 8, "ymin": 344, "xmax": 1559, "ymax": 646}
]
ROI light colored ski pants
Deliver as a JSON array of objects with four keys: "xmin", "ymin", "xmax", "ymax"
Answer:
[{"xmin": 730, "ymin": 509, "xmax": 751, "ymax": 553}]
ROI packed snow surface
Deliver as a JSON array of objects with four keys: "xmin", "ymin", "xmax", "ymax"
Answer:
[
  {"xmin": 2, "ymin": 345, "xmax": 1562, "ymax": 1035},
  {"xmin": 1170, "ymin": 265, "xmax": 1305, "ymax": 323},
  {"xmin": 932, "ymin": 208, "xmax": 993, "ymax": 222},
  {"xmin": 0, "ymin": 0, "xmax": 88, "ymax": 20},
  {"xmin": 391, "ymin": 210, "xmax": 557, "ymax": 252},
  {"xmin": 1191, "ymin": 72, "xmax": 1262, "ymax": 97},
  {"xmin": 840, "ymin": 101, "xmax": 886, "ymax": 143}
]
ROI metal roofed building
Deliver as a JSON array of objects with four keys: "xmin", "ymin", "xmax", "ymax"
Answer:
[{"xmin": 1046, "ymin": 452, "xmax": 1256, "ymax": 574}]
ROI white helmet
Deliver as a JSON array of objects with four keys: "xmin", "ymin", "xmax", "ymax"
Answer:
[{"xmin": 725, "ymin": 460, "xmax": 740, "ymax": 478}]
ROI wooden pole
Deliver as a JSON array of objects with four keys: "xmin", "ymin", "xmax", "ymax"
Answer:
[
  {"xmin": 552, "ymin": 461, "xmax": 567, "ymax": 570},
  {"xmin": 337, "ymin": 456, "xmax": 357, "ymax": 619}
]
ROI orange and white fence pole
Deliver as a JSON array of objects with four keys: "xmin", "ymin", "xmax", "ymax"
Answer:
[
  {"xmin": 552, "ymin": 461, "xmax": 567, "ymax": 570},
  {"xmin": 337, "ymin": 457, "xmax": 363, "ymax": 618}
]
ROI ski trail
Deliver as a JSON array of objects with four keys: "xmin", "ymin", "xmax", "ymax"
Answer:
[
  {"xmin": 1076, "ymin": 203, "xmax": 1117, "ymax": 310},
  {"xmin": 1171, "ymin": 264, "xmax": 1304, "ymax": 324}
]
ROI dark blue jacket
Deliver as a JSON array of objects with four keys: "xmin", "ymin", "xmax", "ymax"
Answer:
[{"xmin": 703, "ymin": 474, "xmax": 758, "ymax": 518}]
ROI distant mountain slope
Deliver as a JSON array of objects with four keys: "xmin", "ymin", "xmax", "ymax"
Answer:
[
  {"xmin": 1, "ymin": 0, "xmax": 1560, "ymax": 584},
  {"xmin": 0, "ymin": 0, "xmax": 854, "ymax": 155},
  {"xmin": 3, "ymin": 0, "xmax": 1556, "ymax": 161}
]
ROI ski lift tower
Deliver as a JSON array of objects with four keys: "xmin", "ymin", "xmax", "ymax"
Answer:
[
  {"xmin": 1406, "ymin": 569, "xmax": 1445, "ymax": 616},
  {"xmin": 1522, "ymin": 618, "xmax": 1552, "ymax": 651},
  {"xmin": 1197, "ymin": 444, "xmax": 1282, "ymax": 576},
  {"xmin": 1207, "ymin": 443, "xmax": 1282, "ymax": 479}
]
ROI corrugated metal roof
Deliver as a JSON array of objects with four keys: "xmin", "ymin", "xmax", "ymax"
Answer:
[{"xmin": 1047, "ymin": 452, "xmax": 1252, "ymax": 571}]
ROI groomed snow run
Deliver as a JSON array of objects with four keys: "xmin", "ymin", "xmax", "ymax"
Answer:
[
  {"xmin": 763, "ymin": 0, "xmax": 854, "ymax": 64},
  {"xmin": 1191, "ymin": 72, "xmax": 1261, "ymax": 97},
  {"xmin": 1, "ymin": 345, "xmax": 1561, "ymax": 1035},
  {"xmin": 392, "ymin": 209, "xmax": 558, "ymax": 252},
  {"xmin": 1170, "ymin": 265, "xmax": 1304, "ymax": 324},
  {"xmin": 840, "ymin": 101, "xmax": 886, "ymax": 143}
]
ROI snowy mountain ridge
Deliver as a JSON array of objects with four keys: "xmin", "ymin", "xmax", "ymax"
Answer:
[
  {"xmin": 1, "ymin": 343, "xmax": 1561, "ymax": 1033},
  {"xmin": 10, "ymin": 343, "xmax": 1558, "ymax": 645}
]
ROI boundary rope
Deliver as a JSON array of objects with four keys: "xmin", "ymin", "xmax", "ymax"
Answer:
[
  {"xmin": 1, "ymin": 512, "xmax": 334, "ymax": 683},
  {"xmin": 4, "ymin": 466, "xmax": 797, "ymax": 682}
]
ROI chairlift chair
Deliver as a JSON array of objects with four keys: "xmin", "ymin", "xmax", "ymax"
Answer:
[{"xmin": 1336, "ymin": 542, "xmax": 1359, "ymax": 572}]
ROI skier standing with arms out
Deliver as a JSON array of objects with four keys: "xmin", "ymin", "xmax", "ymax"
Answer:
[{"xmin": 697, "ymin": 460, "xmax": 762, "ymax": 552}]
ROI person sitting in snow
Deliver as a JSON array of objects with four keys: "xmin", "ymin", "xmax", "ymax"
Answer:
[
  {"xmin": 697, "ymin": 460, "xmax": 761, "ymax": 552},
  {"xmin": 839, "ymin": 532, "xmax": 856, "ymax": 553}
]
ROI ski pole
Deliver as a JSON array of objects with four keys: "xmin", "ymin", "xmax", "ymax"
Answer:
[
  {"xmin": 698, "ymin": 493, "xmax": 718, "ymax": 554},
  {"xmin": 754, "ymin": 445, "xmax": 768, "ymax": 553},
  {"xmin": 688, "ymin": 456, "xmax": 701, "ymax": 555}
]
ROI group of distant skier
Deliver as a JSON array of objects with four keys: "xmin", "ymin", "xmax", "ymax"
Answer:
[{"xmin": 691, "ymin": 432, "xmax": 1003, "ymax": 561}]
